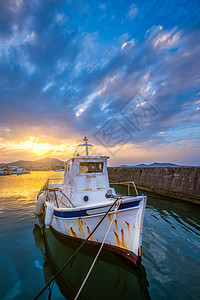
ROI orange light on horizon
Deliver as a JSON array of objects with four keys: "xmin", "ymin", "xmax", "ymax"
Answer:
[{"xmin": 0, "ymin": 136, "xmax": 76, "ymax": 157}]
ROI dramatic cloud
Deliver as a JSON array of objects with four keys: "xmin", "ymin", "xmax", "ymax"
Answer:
[{"xmin": 0, "ymin": 0, "xmax": 199, "ymax": 165}]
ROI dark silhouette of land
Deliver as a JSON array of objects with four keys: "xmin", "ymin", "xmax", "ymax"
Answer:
[
  {"xmin": 119, "ymin": 162, "xmax": 179, "ymax": 167},
  {"xmin": 0, "ymin": 157, "xmax": 64, "ymax": 170}
]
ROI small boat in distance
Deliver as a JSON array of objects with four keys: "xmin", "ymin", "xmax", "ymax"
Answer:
[
  {"xmin": 0, "ymin": 168, "xmax": 10, "ymax": 176},
  {"xmin": 0, "ymin": 166, "xmax": 31, "ymax": 176},
  {"xmin": 9, "ymin": 167, "xmax": 31, "ymax": 175},
  {"xmin": 35, "ymin": 137, "xmax": 147, "ymax": 266}
]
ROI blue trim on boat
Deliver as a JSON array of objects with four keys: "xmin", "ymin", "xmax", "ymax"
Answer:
[
  {"xmin": 54, "ymin": 200, "xmax": 140, "ymax": 218},
  {"xmin": 119, "ymin": 201, "xmax": 140, "ymax": 210},
  {"xmin": 54, "ymin": 210, "xmax": 87, "ymax": 218}
]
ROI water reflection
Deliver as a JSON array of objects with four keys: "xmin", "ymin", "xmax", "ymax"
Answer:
[
  {"xmin": 0, "ymin": 171, "xmax": 64, "ymax": 199},
  {"xmin": 110, "ymin": 185, "xmax": 200, "ymax": 300},
  {"xmin": 142, "ymin": 191, "xmax": 200, "ymax": 300},
  {"xmin": 1, "ymin": 171, "xmax": 200, "ymax": 299},
  {"xmin": 33, "ymin": 221, "xmax": 150, "ymax": 300}
]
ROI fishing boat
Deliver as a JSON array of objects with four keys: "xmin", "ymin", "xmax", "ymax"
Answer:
[{"xmin": 34, "ymin": 137, "xmax": 147, "ymax": 266}]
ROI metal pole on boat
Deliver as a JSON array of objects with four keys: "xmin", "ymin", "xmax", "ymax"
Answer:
[
  {"xmin": 128, "ymin": 183, "xmax": 130, "ymax": 195},
  {"xmin": 83, "ymin": 136, "xmax": 89, "ymax": 156},
  {"xmin": 73, "ymin": 137, "xmax": 93, "ymax": 156}
]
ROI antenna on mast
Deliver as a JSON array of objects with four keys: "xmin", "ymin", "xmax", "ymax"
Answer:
[{"xmin": 73, "ymin": 136, "xmax": 93, "ymax": 156}]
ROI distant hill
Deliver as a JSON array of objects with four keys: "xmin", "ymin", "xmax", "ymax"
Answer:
[
  {"xmin": 118, "ymin": 162, "xmax": 179, "ymax": 167},
  {"xmin": 0, "ymin": 158, "xmax": 179, "ymax": 169},
  {"xmin": 0, "ymin": 157, "xmax": 65, "ymax": 168}
]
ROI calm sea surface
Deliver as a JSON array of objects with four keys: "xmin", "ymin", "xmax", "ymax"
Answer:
[{"xmin": 0, "ymin": 171, "xmax": 200, "ymax": 300}]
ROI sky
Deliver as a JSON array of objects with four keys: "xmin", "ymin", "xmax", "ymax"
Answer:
[{"xmin": 0, "ymin": 0, "xmax": 200, "ymax": 166}]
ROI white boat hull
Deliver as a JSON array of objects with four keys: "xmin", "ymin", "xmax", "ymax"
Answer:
[{"xmin": 47, "ymin": 196, "xmax": 146, "ymax": 266}]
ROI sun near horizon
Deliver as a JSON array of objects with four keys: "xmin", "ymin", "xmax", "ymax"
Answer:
[{"xmin": 0, "ymin": 134, "xmax": 199, "ymax": 167}]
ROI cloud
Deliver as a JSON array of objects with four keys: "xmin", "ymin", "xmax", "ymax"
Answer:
[
  {"xmin": 0, "ymin": 136, "xmax": 72, "ymax": 156},
  {"xmin": 43, "ymin": 82, "xmax": 54, "ymax": 92},
  {"xmin": 121, "ymin": 38, "xmax": 135, "ymax": 49},
  {"xmin": 0, "ymin": 0, "xmax": 30, "ymax": 37},
  {"xmin": 0, "ymin": 1, "xmax": 199, "ymax": 164},
  {"xmin": 127, "ymin": 4, "xmax": 138, "ymax": 20},
  {"xmin": 99, "ymin": 3, "xmax": 106, "ymax": 10},
  {"xmin": 24, "ymin": 31, "xmax": 36, "ymax": 43},
  {"xmin": 152, "ymin": 27, "xmax": 180, "ymax": 50},
  {"xmin": 56, "ymin": 13, "xmax": 65, "ymax": 23}
]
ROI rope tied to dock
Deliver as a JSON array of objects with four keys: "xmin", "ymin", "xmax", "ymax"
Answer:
[
  {"xmin": 74, "ymin": 198, "xmax": 122, "ymax": 300},
  {"xmin": 34, "ymin": 196, "xmax": 122, "ymax": 300}
]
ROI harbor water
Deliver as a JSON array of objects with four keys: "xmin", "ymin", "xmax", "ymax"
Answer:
[{"xmin": 0, "ymin": 171, "xmax": 200, "ymax": 299}]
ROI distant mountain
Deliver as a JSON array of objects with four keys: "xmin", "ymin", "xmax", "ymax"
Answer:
[
  {"xmin": 0, "ymin": 157, "xmax": 65, "ymax": 168},
  {"xmin": 0, "ymin": 158, "xmax": 179, "ymax": 169},
  {"xmin": 135, "ymin": 162, "xmax": 179, "ymax": 167},
  {"xmin": 118, "ymin": 162, "xmax": 179, "ymax": 167}
]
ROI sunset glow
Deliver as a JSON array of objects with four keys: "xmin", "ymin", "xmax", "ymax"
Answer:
[
  {"xmin": 6, "ymin": 138, "xmax": 53, "ymax": 156},
  {"xmin": 0, "ymin": 1, "xmax": 199, "ymax": 165}
]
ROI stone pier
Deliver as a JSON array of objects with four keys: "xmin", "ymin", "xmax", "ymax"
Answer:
[{"xmin": 108, "ymin": 167, "xmax": 200, "ymax": 203}]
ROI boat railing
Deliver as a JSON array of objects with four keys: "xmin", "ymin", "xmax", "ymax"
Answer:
[
  {"xmin": 41, "ymin": 179, "xmax": 75, "ymax": 208},
  {"xmin": 47, "ymin": 187, "xmax": 75, "ymax": 208},
  {"xmin": 110, "ymin": 181, "xmax": 138, "ymax": 196},
  {"xmin": 46, "ymin": 177, "xmax": 64, "ymax": 186}
]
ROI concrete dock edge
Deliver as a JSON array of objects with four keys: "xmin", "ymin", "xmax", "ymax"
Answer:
[{"xmin": 108, "ymin": 167, "xmax": 200, "ymax": 204}]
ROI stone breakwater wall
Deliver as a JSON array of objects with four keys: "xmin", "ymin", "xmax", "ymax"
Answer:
[{"xmin": 108, "ymin": 167, "xmax": 200, "ymax": 204}]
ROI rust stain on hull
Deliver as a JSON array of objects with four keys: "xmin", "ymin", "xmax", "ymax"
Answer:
[
  {"xmin": 137, "ymin": 246, "xmax": 142, "ymax": 257},
  {"xmin": 125, "ymin": 221, "xmax": 130, "ymax": 238},
  {"xmin": 77, "ymin": 217, "xmax": 85, "ymax": 238},
  {"xmin": 70, "ymin": 227, "xmax": 77, "ymax": 238},
  {"xmin": 114, "ymin": 219, "xmax": 118, "ymax": 231},
  {"xmin": 87, "ymin": 226, "xmax": 94, "ymax": 241},
  {"xmin": 108, "ymin": 214, "xmax": 111, "ymax": 221},
  {"xmin": 121, "ymin": 229, "xmax": 126, "ymax": 248},
  {"xmin": 51, "ymin": 226, "xmax": 141, "ymax": 267},
  {"xmin": 113, "ymin": 230, "xmax": 120, "ymax": 247}
]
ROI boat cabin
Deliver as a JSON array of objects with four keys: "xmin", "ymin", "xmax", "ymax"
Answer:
[{"xmin": 63, "ymin": 137, "xmax": 113, "ymax": 207}]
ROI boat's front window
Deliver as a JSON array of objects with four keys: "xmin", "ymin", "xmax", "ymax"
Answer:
[{"xmin": 79, "ymin": 162, "xmax": 104, "ymax": 174}]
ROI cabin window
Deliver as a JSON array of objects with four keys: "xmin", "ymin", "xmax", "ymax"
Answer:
[{"xmin": 79, "ymin": 162, "xmax": 104, "ymax": 174}]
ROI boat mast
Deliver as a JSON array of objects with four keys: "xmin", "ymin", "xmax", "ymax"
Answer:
[
  {"xmin": 83, "ymin": 136, "xmax": 89, "ymax": 156},
  {"xmin": 73, "ymin": 136, "xmax": 93, "ymax": 156}
]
